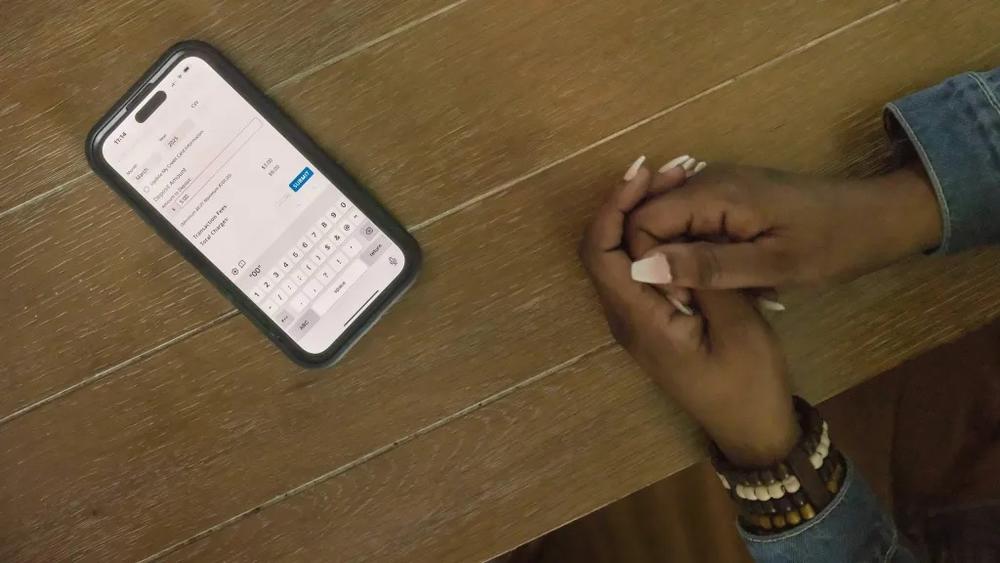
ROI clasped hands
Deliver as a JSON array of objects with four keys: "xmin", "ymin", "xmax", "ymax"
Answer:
[{"xmin": 578, "ymin": 155, "xmax": 941, "ymax": 466}]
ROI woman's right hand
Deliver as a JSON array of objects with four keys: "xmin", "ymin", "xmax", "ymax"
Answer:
[{"xmin": 625, "ymin": 162, "xmax": 942, "ymax": 289}]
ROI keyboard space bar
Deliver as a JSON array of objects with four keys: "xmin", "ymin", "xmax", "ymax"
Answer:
[{"xmin": 312, "ymin": 261, "xmax": 367, "ymax": 315}]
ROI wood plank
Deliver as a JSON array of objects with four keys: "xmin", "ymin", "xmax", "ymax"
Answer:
[
  {"xmin": 162, "ymin": 345, "xmax": 707, "ymax": 563},
  {"xmin": 166, "ymin": 266, "xmax": 1000, "ymax": 563},
  {"xmin": 0, "ymin": 0, "xmax": 457, "ymax": 213},
  {"xmin": 0, "ymin": 0, "xmax": 887, "ymax": 415},
  {"xmin": 534, "ymin": 462, "xmax": 753, "ymax": 563},
  {"xmin": 4, "ymin": 1, "xmax": 999, "ymax": 560},
  {"xmin": 276, "ymin": 0, "xmax": 887, "ymax": 225}
]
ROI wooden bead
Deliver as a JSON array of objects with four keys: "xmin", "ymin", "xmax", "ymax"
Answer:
[
  {"xmin": 773, "ymin": 514, "xmax": 787, "ymax": 528},
  {"xmin": 827, "ymin": 479, "xmax": 840, "ymax": 494},
  {"xmin": 735, "ymin": 484, "xmax": 747, "ymax": 499},
  {"xmin": 786, "ymin": 510, "xmax": 802, "ymax": 526},
  {"xmin": 801, "ymin": 503, "xmax": 816, "ymax": 520},
  {"xmin": 755, "ymin": 485, "xmax": 771, "ymax": 501},
  {"xmin": 809, "ymin": 452, "xmax": 823, "ymax": 469},
  {"xmin": 758, "ymin": 515, "xmax": 773, "ymax": 531},
  {"xmin": 767, "ymin": 482, "xmax": 784, "ymax": 499},
  {"xmin": 783, "ymin": 476, "xmax": 801, "ymax": 494},
  {"xmin": 827, "ymin": 463, "xmax": 845, "ymax": 494},
  {"xmin": 815, "ymin": 441, "xmax": 829, "ymax": 457}
]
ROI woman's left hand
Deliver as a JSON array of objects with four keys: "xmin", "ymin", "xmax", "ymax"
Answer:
[{"xmin": 579, "ymin": 158, "xmax": 800, "ymax": 467}]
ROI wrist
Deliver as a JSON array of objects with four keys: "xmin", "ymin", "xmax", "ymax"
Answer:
[
  {"xmin": 863, "ymin": 162, "xmax": 942, "ymax": 256},
  {"xmin": 711, "ymin": 397, "xmax": 847, "ymax": 535},
  {"xmin": 707, "ymin": 399, "xmax": 801, "ymax": 468}
]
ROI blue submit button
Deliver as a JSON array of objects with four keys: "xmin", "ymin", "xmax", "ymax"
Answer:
[{"xmin": 289, "ymin": 167, "xmax": 314, "ymax": 192}]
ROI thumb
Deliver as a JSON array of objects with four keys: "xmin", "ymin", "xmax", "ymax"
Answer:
[{"xmin": 647, "ymin": 241, "xmax": 788, "ymax": 289}]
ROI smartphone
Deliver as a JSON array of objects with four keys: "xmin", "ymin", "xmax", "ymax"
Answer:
[{"xmin": 86, "ymin": 41, "xmax": 421, "ymax": 367}]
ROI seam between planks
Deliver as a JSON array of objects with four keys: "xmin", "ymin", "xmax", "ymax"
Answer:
[
  {"xmin": 411, "ymin": 0, "xmax": 903, "ymax": 230},
  {"xmin": 0, "ymin": 0, "xmax": 474, "ymax": 222},
  {"xmin": 136, "ymin": 341, "xmax": 615, "ymax": 563},
  {"xmin": 124, "ymin": 1, "xmax": 911, "ymax": 559},
  {"xmin": 0, "ymin": 311, "xmax": 239, "ymax": 426},
  {"xmin": 0, "ymin": 0, "xmax": 909, "ymax": 558},
  {"xmin": 270, "ymin": 0, "xmax": 471, "ymax": 91},
  {"xmin": 0, "ymin": 0, "xmax": 905, "ymax": 424}
]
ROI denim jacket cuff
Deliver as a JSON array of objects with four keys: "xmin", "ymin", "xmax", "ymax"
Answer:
[
  {"xmin": 739, "ymin": 461, "xmax": 903, "ymax": 562},
  {"xmin": 883, "ymin": 71, "xmax": 1000, "ymax": 254}
]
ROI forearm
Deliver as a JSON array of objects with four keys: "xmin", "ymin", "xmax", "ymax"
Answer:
[
  {"xmin": 844, "ymin": 162, "xmax": 942, "ymax": 271},
  {"xmin": 884, "ymin": 68, "xmax": 1000, "ymax": 253},
  {"xmin": 863, "ymin": 161, "xmax": 941, "ymax": 256}
]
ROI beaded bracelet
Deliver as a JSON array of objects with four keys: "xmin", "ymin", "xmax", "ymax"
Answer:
[{"xmin": 711, "ymin": 396, "xmax": 846, "ymax": 534}]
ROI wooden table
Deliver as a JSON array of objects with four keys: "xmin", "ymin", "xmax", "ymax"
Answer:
[{"xmin": 3, "ymin": 0, "xmax": 1000, "ymax": 561}]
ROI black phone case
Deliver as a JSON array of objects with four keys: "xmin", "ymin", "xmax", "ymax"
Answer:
[{"xmin": 86, "ymin": 40, "xmax": 421, "ymax": 368}]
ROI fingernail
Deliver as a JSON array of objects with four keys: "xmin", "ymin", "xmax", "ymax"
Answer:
[
  {"xmin": 668, "ymin": 295, "xmax": 695, "ymax": 316},
  {"xmin": 681, "ymin": 157, "xmax": 697, "ymax": 172},
  {"xmin": 624, "ymin": 155, "xmax": 646, "ymax": 181},
  {"xmin": 658, "ymin": 154, "xmax": 690, "ymax": 173},
  {"xmin": 631, "ymin": 254, "xmax": 672, "ymax": 284},
  {"xmin": 757, "ymin": 298, "xmax": 786, "ymax": 312},
  {"xmin": 686, "ymin": 161, "xmax": 707, "ymax": 178}
]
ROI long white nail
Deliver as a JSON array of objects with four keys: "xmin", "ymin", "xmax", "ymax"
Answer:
[
  {"xmin": 686, "ymin": 161, "xmax": 708, "ymax": 178},
  {"xmin": 658, "ymin": 154, "xmax": 690, "ymax": 173},
  {"xmin": 631, "ymin": 254, "xmax": 672, "ymax": 284},
  {"xmin": 668, "ymin": 295, "xmax": 695, "ymax": 316},
  {"xmin": 757, "ymin": 298, "xmax": 786, "ymax": 312},
  {"xmin": 624, "ymin": 155, "xmax": 646, "ymax": 181},
  {"xmin": 681, "ymin": 157, "xmax": 697, "ymax": 172}
]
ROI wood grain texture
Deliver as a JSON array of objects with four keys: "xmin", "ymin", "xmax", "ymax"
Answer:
[
  {"xmin": 535, "ymin": 462, "xmax": 753, "ymax": 563},
  {"xmin": 164, "ymin": 344, "xmax": 703, "ymax": 563},
  {"xmin": 3, "ymin": 1, "xmax": 1000, "ymax": 560},
  {"xmin": 0, "ymin": 0, "xmax": 887, "ymax": 415},
  {"xmin": 0, "ymin": 0, "xmax": 456, "ymax": 213},
  {"xmin": 168, "ymin": 250, "xmax": 1000, "ymax": 563}
]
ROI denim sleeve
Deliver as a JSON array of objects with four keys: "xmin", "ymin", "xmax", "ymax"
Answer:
[
  {"xmin": 884, "ymin": 69, "xmax": 1000, "ymax": 254},
  {"xmin": 740, "ymin": 461, "xmax": 917, "ymax": 563}
]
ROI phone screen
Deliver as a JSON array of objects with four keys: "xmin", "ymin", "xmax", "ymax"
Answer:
[{"xmin": 101, "ymin": 55, "xmax": 407, "ymax": 355}]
